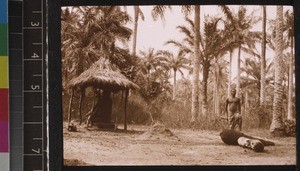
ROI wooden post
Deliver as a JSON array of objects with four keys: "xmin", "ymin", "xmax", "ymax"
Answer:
[
  {"xmin": 124, "ymin": 89, "xmax": 129, "ymax": 131},
  {"xmin": 68, "ymin": 88, "xmax": 75, "ymax": 125},
  {"xmin": 79, "ymin": 88, "xmax": 85, "ymax": 125}
]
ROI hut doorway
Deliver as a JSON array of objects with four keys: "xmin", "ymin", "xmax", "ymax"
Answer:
[{"xmin": 93, "ymin": 89, "xmax": 114, "ymax": 129}]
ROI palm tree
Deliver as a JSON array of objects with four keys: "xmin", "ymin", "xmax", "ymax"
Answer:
[
  {"xmin": 161, "ymin": 5, "xmax": 202, "ymax": 122},
  {"xmin": 270, "ymin": 6, "xmax": 285, "ymax": 136},
  {"xmin": 62, "ymin": 6, "xmax": 132, "ymax": 124},
  {"xmin": 176, "ymin": 78, "xmax": 192, "ymax": 108},
  {"xmin": 158, "ymin": 50, "xmax": 190, "ymax": 101},
  {"xmin": 260, "ymin": 5, "xmax": 267, "ymax": 107},
  {"xmin": 220, "ymin": 6, "xmax": 261, "ymax": 97},
  {"xmin": 167, "ymin": 15, "xmax": 226, "ymax": 116},
  {"xmin": 62, "ymin": 6, "xmax": 132, "ymax": 76},
  {"xmin": 284, "ymin": 10, "xmax": 294, "ymax": 121},
  {"xmin": 151, "ymin": 5, "xmax": 172, "ymax": 22},
  {"xmin": 132, "ymin": 6, "xmax": 144, "ymax": 56},
  {"xmin": 138, "ymin": 48, "xmax": 161, "ymax": 76},
  {"xmin": 191, "ymin": 5, "xmax": 201, "ymax": 122},
  {"xmin": 212, "ymin": 58, "xmax": 228, "ymax": 116},
  {"xmin": 241, "ymin": 57, "xmax": 273, "ymax": 91},
  {"xmin": 136, "ymin": 48, "xmax": 163, "ymax": 99}
]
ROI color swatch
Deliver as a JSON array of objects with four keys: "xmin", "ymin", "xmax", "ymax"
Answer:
[{"xmin": 0, "ymin": 0, "xmax": 9, "ymax": 170}]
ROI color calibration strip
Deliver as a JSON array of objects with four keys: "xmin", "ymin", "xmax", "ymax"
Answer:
[{"xmin": 0, "ymin": 0, "xmax": 9, "ymax": 170}]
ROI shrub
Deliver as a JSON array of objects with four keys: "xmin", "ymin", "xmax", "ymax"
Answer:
[{"xmin": 284, "ymin": 119, "xmax": 296, "ymax": 137}]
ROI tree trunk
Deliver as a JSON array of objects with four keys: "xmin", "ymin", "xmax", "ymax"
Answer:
[
  {"xmin": 191, "ymin": 5, "xmax": 201, "ymax": 123},
  {"xmin": 215, "ymin": 63, "xmax": 220, "ymax": 116},
  {"xmin": 236, "ymin": 45, "xmax": 241, "ymax": 97},
  {"xmin": 260, "ymin": 5, "xmax": 267, "ymax": 107},
  {"xmin": 68, "ymin": 88, "xmax": 75, "ymax": 125},
  {"xmin": 172, "ymin": 69, "xmax": 177, "ymax": 101},
  {"xmin": 202, "ymin": 64, "xmax": 209, "ymax": 115},
  {"xmin": 132, "ymin": 6, "xmax": 139, "ymax": 56},
  {"xmin": 227, "ymin": 50, "xmax": 233, "ymax": 98},
  {"xmin": 270, "ymin": 6, "xmax": 285, "ymax": 136},
  {"xmin": 245, "ymin": 90, "xmax": 249, "ymax": 112},
  {"xmin": 287, "ymin": 36, "xmax": 294, "ymax": 120},
  {"xmin": 213, "ymin": 63, "xmax": 220, "ymax": 116},
  {"xmin": 213, "ymin": 65, "xmax": 217, "ymax": 114}
]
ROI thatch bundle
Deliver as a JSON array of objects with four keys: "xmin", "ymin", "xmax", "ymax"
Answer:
[{"xmin": 69, "ymin": 58, "xmax": 139, "ymax": 91}]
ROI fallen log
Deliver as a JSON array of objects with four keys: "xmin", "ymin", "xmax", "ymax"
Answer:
[{"xmin": 220, "ymin": 129, "xmax": 275, "ymax": 152}]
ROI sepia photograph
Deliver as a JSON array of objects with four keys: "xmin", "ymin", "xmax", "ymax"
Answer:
[{"xmin": 61, "ymin": 5, "xmax": 296, "ymax": 166}]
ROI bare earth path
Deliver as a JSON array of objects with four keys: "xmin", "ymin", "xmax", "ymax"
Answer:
[{"xmin": 63, "ymin": 124, "xmax": 296, "ymax": 166}]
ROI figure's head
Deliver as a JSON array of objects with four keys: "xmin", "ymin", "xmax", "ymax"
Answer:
[{"xmin": 231, "ymin": 89, "xmax": 236, "ymax": 97}]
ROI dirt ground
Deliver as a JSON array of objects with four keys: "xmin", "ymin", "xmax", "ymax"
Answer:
[{"xmin": 63, "ymin": 123, "xmax": 296, "ymax": 166}]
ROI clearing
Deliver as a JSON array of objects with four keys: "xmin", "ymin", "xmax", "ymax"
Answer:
[{"xmin": 63, "ymin": 123, "xmax": 296, "ymax": 166}]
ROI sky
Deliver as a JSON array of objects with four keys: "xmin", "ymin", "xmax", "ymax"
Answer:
[{"xmin": 123, "ymin": 5, "xmax": 293, "ymax": 81}]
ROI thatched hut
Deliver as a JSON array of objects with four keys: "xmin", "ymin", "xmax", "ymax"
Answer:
[{"xmin": 68, "ymin": 58, "xmax": 139, "ymax": 130}]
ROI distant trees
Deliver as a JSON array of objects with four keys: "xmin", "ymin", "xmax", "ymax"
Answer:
[
  {"xmin": 132, "ymin": 6, "xmax": 145, "ymax": 57},
  {"xmin": 61, "ymin": 5, "xmax": 295, "ymax": 133},
  {"xmin": 135, "ymin": 48, "xmax": 167, "ymax": 100},
  {"xmin": 284, "ymin": 10, "xmax": 295, "ymax": 121},
  {"xmin": 220, "ymin": 5, "xmax": 261, "ymax": 97},
  {"xmin": 260, "ymin": 5, "xmax": 267, "ymax": 107},
  {"xmin": 61, "ymin": 6, "xmax": 133, "ymax": 124},
  {"xmin": 158, "ymin": 50, "xmax": 190, "ymax": 100}
]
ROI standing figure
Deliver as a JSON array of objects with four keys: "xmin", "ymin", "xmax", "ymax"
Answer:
[{"xmin": 225, "ymin": 89, "xmax": 242, "ymax": 130}]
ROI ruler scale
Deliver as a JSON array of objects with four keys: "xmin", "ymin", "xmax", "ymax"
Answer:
[
  {"xmin": 9, "ymin": 0, "xmax": 47, "ymax": 170},
  {"xmin": 23, "ymin": 0, "xmax": 47, "ymax": 169},
  {"xmin": 9, "ymin": 1, "xmax": 23, "ymax": 171}
]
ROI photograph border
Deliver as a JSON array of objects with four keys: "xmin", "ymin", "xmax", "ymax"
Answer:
[{"xmin": 48, "ymin": 0, "xmax": 299, "ymax": 170}]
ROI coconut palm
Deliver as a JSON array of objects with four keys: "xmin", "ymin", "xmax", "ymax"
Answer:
[
  {"xmin": 267, "ymin": 9, "xmax": 294, "ymax": 121},
  {"xmin": 138, "ymin": 48, "xmax": 161, "ymax": 76},
  {"xmin": 166, "ymin": 15, "xmax": 226, "ymax": 116},
  {"xmin": 155, "ymin": 5, "xmax": 200, "ymax": 122},
  {"xmin": 136, "ymin": 48, "xmax": 165, "ymax": 100},
  {"xmin": 241, "ymin": 57, "xmax": 273, "ymax": 91},
  {"xmin": 132, "ymin": 6, "xmax": 145, "ymax": 56},
  {"xmin": 62, "ymin": 6, "xmax": 132, "ymax": 124},
  {"xmin": 190, "ymin": 5, "xmax": 201, "ymax": 122},
  {"xmin": 62, "ymin": 6, "xmax": 132, "ymax": 77},
  {"xmin": 151, "ymin": 5, "xmax": 172, "ymax": 22},
  {"xmin": 270, "ymin": 6, "xmax": 285, "ymax": 135},
  {"xmin": 176, "ymin": 78, "xmax": 192, "ymax": 107},
  {"xmin": 220, "ymin": 5, "xmax": 261, "ymax": 97},
  {"xmin": 260, "ymin": 5, "xmax": 267, "ymax": 107},
  {"xmin": 284, "ymin": 10, "xmax": 294, "ymax": 120},
  {"xmin": 158, "ymin": 50, "xmax": 190, "ymax": 101},
  {"xmin": 212, "ymin": 58, "xmax": 228, "ymax": 116}
]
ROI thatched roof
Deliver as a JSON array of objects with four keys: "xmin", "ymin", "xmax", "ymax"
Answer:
[{"xmin": 69, "ymin": 58, "xmax": 139, "ymax": 90}]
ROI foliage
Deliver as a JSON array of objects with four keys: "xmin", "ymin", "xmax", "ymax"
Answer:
[
  {"xmin": 61, "ymin": 6, "xmax": 133, "ymax": 90},
  {"xmin": 284, "ymin": 119, "xmax": 296, "ymax": 137},
  {"xmin": 133, "ymin": 48, "xmax": 171, "ymax": 102},
  {"xmin": 61, "ymin": 6, "xmax": 295, "ymax": 134}
]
